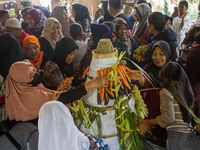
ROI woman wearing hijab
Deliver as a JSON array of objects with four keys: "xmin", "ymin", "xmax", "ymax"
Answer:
[
  {"xmin": 113, "ymin": 17, "xmax": 139, "ymax": 58},
  {"xmin": 129, "ymin": 40, "xmax": 171, "ymax": 148},
  {"xmin": 5, "ymin": 61, "xmax": 109, "ymax": 125},
  {"xmin": 138, "ymin": 61, "xmax": 200, "ymax": 149},
  {"xmin": 51, "ymin": 6, "xmax": 74, "ymax": 38},
  {"xmin": 26, "ymin": 9, "xmax": 46, "ymax": 38},
  {"xmin": 80, "ymin": 23, "xmax": 113, "ymax": 70},
  {"xmin": 38, "ymin": 101, "xmax": 110, "ymax": 150},
  {"xmin": 0, "ymin": 33, "xmax": 27, "ymax": 128},
  {"xmin": 0, "ymin": 33, "xmax": 27, "ymax": 78},
  {"xmin": 22, "ymin": 36, "xmax": 45, "ymax": 70},
  {"xmin": 39, "ymin": 17, "xmax": 64, "ymax": 63},
  {"xmin": 187, "ymin": 32, "xmax": 200, "ymax": 134},
  {"xmin": 132, "ymin": 3, "xmax": 151, "ymax": 45},
  {"xmin": 98, "ymin": 1, "xmax": 113, "ymax": 23},
  {"xmin": 43, "ymin": 37, "xmax": 79, "ymax": 90},
  {"xmin": 71, "ymin": 3, "xmax": 91, "ymax": 36},
  {"xmin": 144, "ymin": 12, "xmax": 178, "ymax": 68}
]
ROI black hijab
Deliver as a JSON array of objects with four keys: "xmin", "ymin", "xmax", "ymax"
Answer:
[
  {"xmin": 90, "ymin": 23, "xmax": 113, "ymax": 50},
  {"xmin": 0, "ymin": 33, "xmax": 27, "ymax": 78},
  {"xmin": 72, "ymin": 3, "xmax": 91, "ymax": 23},
  {"xmin": 101, "ymin": 1, "xmax": 113, "ymax": 22},
  {"xmin": 144, "ymin": 40, "xmax": 171, "ymax": 86},
  {"xmin": 158, "ymin": 61, "xmax": 194, "ymax": 124},
  {"xmin": 51, "ymin": 37, "xmax": 79, "ymax": 77}
]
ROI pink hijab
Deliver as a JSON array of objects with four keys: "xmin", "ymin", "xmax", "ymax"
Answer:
[{"xmin": 5, "ymin": 61, "xmax": 62, "ymax": 121}]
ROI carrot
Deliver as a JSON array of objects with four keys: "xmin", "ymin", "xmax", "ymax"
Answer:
[
  {"xmin": 106, "ymin": 87, "xmax": 114, "ymax": 97},
  {"xmin": 100, "ymin": 69, "xmax": 105, "ymax": 101},
  {"xmin": 57, "ymin": 88, "xmax": 62, "ymax": 91},
  {"xmin": 123, "ymin": 66, "xmax": 142, "ymax": 77},
  {"xmin": 117, "ymin": 66, "xmax": 131, "ymax": 90},
  {"xmin": 120, "ymin": 65, "xmax": 131, "ymax": 83},
  {"xmin": 107, "ymin": 68, "xmax": 111, "ymax": 82},
  {"xmin": 106, "ymin": 68, "xmax": 114, "ymax": 96},
  {"xmin": 97, "ymin": 70, "xmax": 101, "ymax": 78},
  {"xmin": 82, "ymin": 66, "xmax": 90, "ymax": 79},
  {"xmin": 57, "ymin": 77, "xmax": 73, "ymax": 91},
  {"xmin": 109, "ymin": 80, "xmax": 114, "ymax": 95},
  {"xmin": 117, "ymin": 76, "xmax": 124, "ymax": 89},
  {"xmin": 103, "ymin": 69, "xmax": 107, "ymax": 76},
  {"xmin": 107, "ymin": 68, "xmax": 111, "ymax": 74},
  {"xmin": 97, "ymin": 70, "xmax": 102, "ymax": 102},
  {"xmin": 64, "ymin": 78, "xmax": 69, "ymax": 83},
  {"xmin": 67, "ymin": 77, "xmax": 74, "ymax": 83}
]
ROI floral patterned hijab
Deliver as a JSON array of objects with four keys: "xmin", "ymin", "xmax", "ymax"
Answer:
[
  {"xmin": 113, "ymin": 17, "xmax": 132, "ymax": 51},
  {"xmin": 26, "ymin": 9, "xmax": 46, "ymax": 34}
]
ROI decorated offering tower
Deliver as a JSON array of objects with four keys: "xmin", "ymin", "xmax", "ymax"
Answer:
[{"xmin": 72, "ymin": 39, "xmax": 148, "ymax": 150}]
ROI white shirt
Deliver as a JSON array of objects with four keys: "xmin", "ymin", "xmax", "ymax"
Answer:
[
  {"xmin": 73, "ymin": 39, "xmax": 88, "ymax": 68},
  {"xmin": 171, "ymin": 15, "xmax": 191, "ymax": 48}
]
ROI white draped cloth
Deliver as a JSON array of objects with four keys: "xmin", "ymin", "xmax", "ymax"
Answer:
[{"xmin": 38, "ymin": 101, "xmax": 90, "ymax": 150}]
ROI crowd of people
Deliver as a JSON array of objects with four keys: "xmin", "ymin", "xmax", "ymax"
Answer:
[{"xmin": 0, "ymin": 0, "xmax": 200, "ymax": 149}]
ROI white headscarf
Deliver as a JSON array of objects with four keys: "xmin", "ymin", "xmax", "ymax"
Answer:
[
  {"xmin": 38, "ymin": 101, "xmax": 89, "ymax": 150},
  {"xmin": 41, "ymin": 17, "xmax": 64, "ymax": 49}
]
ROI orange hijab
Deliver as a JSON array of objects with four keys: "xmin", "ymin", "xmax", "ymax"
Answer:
[
  {"xmin": 5, "ymin": 62, "xmax": 63, "ymax": 121},
  {"xmin": 22, "ymin": 36, "xmax": 44, "ymax": 70}
]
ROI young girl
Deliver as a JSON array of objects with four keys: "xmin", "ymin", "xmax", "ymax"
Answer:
[{"xmin": 39, "ymin": 17, "xmax": 64, "ymax": 64}]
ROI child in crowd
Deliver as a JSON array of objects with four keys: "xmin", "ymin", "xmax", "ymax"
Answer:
[{"xmin": 70, "ymin": 23, "xmax": 88, "ymax": 70}]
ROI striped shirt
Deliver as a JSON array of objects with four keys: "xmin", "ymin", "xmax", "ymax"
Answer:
[{"xmin": 156, "ymin": 88, "xmax": 193, "ymax": 133}]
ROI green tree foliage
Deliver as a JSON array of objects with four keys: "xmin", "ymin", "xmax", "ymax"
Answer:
[
  {"xmin": 187, "ymin": 0, "xmax": 199, "ymax": 3},
  {"xmin": 163, "ymin": 0, "xmax": 171, "ymax": 16}
]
